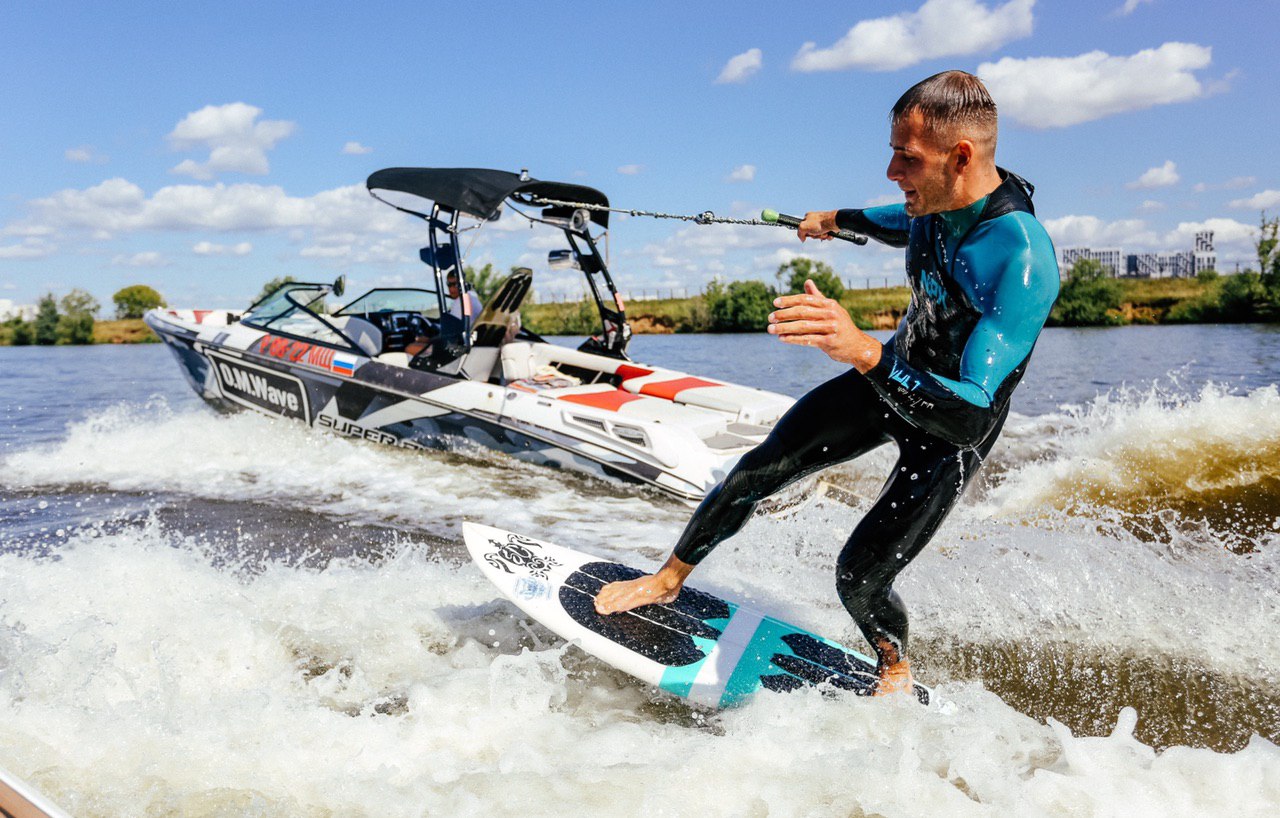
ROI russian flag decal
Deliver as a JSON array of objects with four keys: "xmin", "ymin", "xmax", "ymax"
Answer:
[{"xmin": 331, "ymin": 353, "xmax": 357, "ymax": 376}]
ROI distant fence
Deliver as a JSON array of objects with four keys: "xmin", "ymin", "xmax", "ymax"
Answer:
[{"xmin": 526, "ymin": 277, "xmax": 908, "ymax": 305}]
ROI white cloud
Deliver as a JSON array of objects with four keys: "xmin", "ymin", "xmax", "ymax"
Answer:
[
  {"xmin": 1138, "ymin": 200, "xmax": 1166, "ymax": 212},
  {"xmin": 1127, "ymin": 160, "xmax": 1179, "ymax": 189},
  {"xmin": 167, "ymin": 103, "xmax": 296, "ymax": 179},
  {"xmin": 65, "ymin": 145, "xmax": 107, "ymax": 164},
  {"xmin": 978, "ymin": 42, "xmax": 1212, "ymax": 128},
  {"xmin": 864, "ymin": 193, "xmax": 903, "ymax": 208},
  {"xmin": 792, "ymin": 0, "xmax": 1034, "ymax": 73},
  {"xmin": 24, "ymin": 179, "xmax": 398, "ymax": 237},
  {"xmin": 0, "ymin": 238, "xmax": 56, "ymax": 259},
  {"xmin": 1042, "ymin": 214, "xmax": 1156, "ymax": 248},
  {"xmin": 193, "ymin": 240, "xmax": 252, "ymax": 256},
  {"xmin": 1195, "ymin": 176, "xmax": 1256, "ymax": 193},
  {"xmin": 617, "ymin": 164, "xmax": 643, "ymax": 175},
  {"xmin": 112, "ymin": 251, "xmax": 169, "ymax": 268},
  {"xmin": 526, "ymin": 232, "xmax": 566, "ymax": 251},
  {"xmin": 1043, "ymin": 214, "xmax": 1256, "ymax": 259},
  {"xmin": 726, "ymin": 164, "xmax": 756, "ymax": 183},
  {"xmin": 0, "ymin": 177, "xmax": 421, "ymax": 270},
  {"xmin": 716, "ymin": 48, "xmax": 763, "ymax": 84},
  {"xmin": 1118, "ymin": 0, "xmax": 1153, "ymax": 14},
  {"xmin": 1228, "ymin": 190, "xmax": 1280, "ymax": 210},
  {"xmin": 299, "ymin": 245, "xmax": 350, "ymax": 259},
  {"xmin": 342, "ymin": 141, "xmax": 373, "ymax": 155},
  {"xmin": 1163, "ymin": 218, "xmax": 1256, "ymax": 254}
]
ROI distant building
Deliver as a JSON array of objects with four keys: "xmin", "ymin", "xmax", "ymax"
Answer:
[
  {"xmin": 1067, "ymin": 231, "xmax": 1215, "ymax": 279},
  {"xmin": 1060, "ymin": 246, "xmax": 1123, "ymax": 278},
  {"xmin": 1193, "ymin": 230, "xmax": 1217, "ymax": 274}
]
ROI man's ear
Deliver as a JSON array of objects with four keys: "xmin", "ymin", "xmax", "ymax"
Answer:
[{"xmin": 953, "ymin": 139, "xmax": 974, "ymax": 172}]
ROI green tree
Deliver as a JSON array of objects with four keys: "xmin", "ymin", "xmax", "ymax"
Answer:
[
  {"xmin": 33, "ymin": 294, "xmax": 60, "ymax": 345},
  {"xmin": 1216, "ymin": 271, "xmax": 1265, "ymax": 322},
  {"xmin": 254, "ymin": 275, "xmax": 297, "ymax": 304},
  {"xmin": 705, "ymin": 279, "xmax": 777, "ymax": 332},
  {"xmin": 113, "ymin": 284, "xmax": 166, "ymax": 319},
  {"xmin": 1, "ymin": 317, "xmax": 34, "ymax": 345},
  {"xmin": 1256, "ymin": 212, "xmax": 1280, "ymax": 316},
  {"xmin": 776, "ymin": 257, "xmax": 845, "ymax": 300},
  {"xmin": 1049, "ymin": 258, "xmax": 1125, "ymax": 327},
  {"xmin": 56, "ymin": 288, "xmax": 99, "ymax": 344},
  {"xmin": 1196, "ymin": 268, "xmax": 1219, "ymax": 284},
  {"xmin": 461, "ymin": 263, "xmax": 503, "ymax": 304}
]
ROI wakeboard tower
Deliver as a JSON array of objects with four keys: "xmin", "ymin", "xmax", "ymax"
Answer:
[{"xmin": 146, "ymin": 168, "xmax": 795, "ymax": 501}]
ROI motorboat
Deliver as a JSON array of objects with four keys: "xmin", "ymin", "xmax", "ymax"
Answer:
[{"xmin": 145, "ymin": 168, "xmax": 794, "ymax": 501}]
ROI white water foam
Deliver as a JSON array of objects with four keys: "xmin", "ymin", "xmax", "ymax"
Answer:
[
  {"xmin": 2, "ymin": 524, "xmax": 1278, "ymax": 817},
  {"xmin": 5, "ymin": 393, "xmax": 1279, "ymax": 682},
  {"xmin": 1, "ymin": 400, "xmax": 680, "ymax": 550}
]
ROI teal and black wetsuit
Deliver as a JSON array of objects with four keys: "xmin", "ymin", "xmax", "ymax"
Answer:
[{"xmin": 672, "ymin": 169, "xmax": 1060, "ymax": 672}]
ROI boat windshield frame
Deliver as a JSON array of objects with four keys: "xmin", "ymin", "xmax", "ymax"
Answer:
[
  {"xmin": 240, "ymin": 281, "xmax": 366, "ymax": 353},
  {"xmin": 334, "ymin": 287, "xmax": 441, "ymax": 318}
]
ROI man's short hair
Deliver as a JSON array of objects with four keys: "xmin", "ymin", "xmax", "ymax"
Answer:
[{"xmin": 892, "ymin": 70, "xmax": 997, "ymax": 151}]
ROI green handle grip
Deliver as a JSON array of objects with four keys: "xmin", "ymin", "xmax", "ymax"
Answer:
[{"xmin": 761, "ymin": 209, "xmax": 867, "ymax": 245}]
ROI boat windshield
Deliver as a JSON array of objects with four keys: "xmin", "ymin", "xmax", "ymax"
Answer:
[
  {"xmin": 241, "ymin": 284, "xmax": 349, "ymax": 346},
  {"xmin": 336, "ymin": 288, "xmax": 441, "ymax": 318}
]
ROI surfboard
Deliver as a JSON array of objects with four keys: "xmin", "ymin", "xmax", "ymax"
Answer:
[
  {"xmin": 0, "ymin": 764, "xmax": 74, "ymax": 818},
  {"xmin": 464, "ymin": 523, "xmax": 930, "ymax": 707}
]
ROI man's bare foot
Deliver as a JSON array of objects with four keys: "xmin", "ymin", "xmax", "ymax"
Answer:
[
  {"xmin": 874, "ymin": 659, "xmax": 914, "ymax": 697},
  {"xmin": 594, "ymin": 553, "xmax": 696, "ymax": 615},
  {"xmin": 594, "ymin": 574, "xmax": 680, "ymax": 614}
]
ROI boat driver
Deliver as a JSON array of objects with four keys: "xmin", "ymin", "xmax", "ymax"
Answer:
[
  {"xmin": 406, "ymin": 271, "xmax": 485, "ymax": 358},
  {"xmin": 594, "ymin": 70, "xmax": 1060, "ymax": 696}
]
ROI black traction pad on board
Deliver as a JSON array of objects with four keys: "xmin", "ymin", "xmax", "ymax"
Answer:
[{"xmin": 558, "ymin": 561, "xmax": 731, "ymax": 667}]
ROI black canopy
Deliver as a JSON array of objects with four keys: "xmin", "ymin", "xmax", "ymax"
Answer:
[{"xmin": 366, "ymin": 167, "xmax": 611, "ymax": 227}]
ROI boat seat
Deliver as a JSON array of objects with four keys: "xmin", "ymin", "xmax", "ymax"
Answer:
[
  {"xmin": 330, "ymin": 315, "xmax": 384, "ymax": 357},
  {"xmin": 619, "ymin": 367, "xmax": 792, "ymax": 425},
  {"xmin": 502, "ymin": 341, "xmax": 629, "ymax": 382},
  {"xmin": 377, "ymin": 351, "xmax": 411, "ymax": 368}
]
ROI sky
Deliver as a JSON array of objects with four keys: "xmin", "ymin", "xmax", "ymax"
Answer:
[{"xmin": 1, "ymin": 0, "xmax": 1277, "ymax": 315}]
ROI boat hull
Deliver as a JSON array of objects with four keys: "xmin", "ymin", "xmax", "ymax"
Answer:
[{"xmin": 145, "ymin": 311, "xmax": 786, "ymax": 501}]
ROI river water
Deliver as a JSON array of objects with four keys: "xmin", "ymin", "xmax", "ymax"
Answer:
[{"xmin": 2, "ymin": 325, "xmax": 1279, "ymax": 816}]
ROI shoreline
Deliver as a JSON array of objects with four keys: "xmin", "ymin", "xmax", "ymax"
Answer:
[{"xmin": 0, "ymin": 278, "xmax": 1265, "ymax": 347}]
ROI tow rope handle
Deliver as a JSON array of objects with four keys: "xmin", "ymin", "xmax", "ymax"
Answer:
[{"xmin": 761, "ymin": 210, "xmax": 868, "ymax": 245}]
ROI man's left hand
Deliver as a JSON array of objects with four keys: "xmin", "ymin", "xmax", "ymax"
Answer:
[{"xmin": 768, "ymin": 280, "xmax": 882, "ymax": 373}]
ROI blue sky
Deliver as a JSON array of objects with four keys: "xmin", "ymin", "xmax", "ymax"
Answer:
[{"xmin": 2, "ymin": 0, "xmax": 1277, "ymax": 314}]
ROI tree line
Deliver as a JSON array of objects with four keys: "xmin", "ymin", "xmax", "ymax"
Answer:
[{"xmin": 1, "ymin": 285, "xmax": 166, "ymax": 346}]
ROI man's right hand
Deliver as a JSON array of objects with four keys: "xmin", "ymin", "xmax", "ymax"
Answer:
[{"xmin": 797, "ymin": 210, "xmax": 840, "ymax": 242}]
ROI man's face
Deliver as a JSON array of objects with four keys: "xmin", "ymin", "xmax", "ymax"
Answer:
[
  {"xmin": 446, "ymin": 277, "xmax": 460, "ymax": 296},
  {"xmin": 886, "ymin": 109, "xmax": 959, "ymax": 217}
]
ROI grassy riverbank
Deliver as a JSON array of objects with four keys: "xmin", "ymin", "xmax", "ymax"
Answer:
[
  {"xmin": 522, "ymin": 277, "xmax": 1227, "ymax": 335},
  {"xmin": 0, "ymin": 277, "xmax": 1253, "ymax": 346},
  {"xmin": 0, "ymin": 318, "xmax": 158, "ymax": 346}
]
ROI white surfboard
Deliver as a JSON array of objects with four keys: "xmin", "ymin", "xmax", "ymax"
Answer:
[{"xmin": 464, "ymin": 522, "xmax": 930, "ymax": 707}]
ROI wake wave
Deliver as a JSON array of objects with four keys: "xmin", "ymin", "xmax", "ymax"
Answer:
[{"xmin": 977, "ymin": 382, "xmax": 1280, "ymax": 550}]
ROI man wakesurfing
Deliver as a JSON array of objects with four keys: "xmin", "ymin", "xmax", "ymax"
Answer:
[{"xmin": 594, "ymin": 70, "xmax": 1060, "ymax": 695}]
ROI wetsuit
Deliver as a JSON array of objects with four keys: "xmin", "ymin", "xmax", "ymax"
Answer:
[{"xmin": 672, "ymin": 169, "xmax": 1059, "ymax": 670}]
